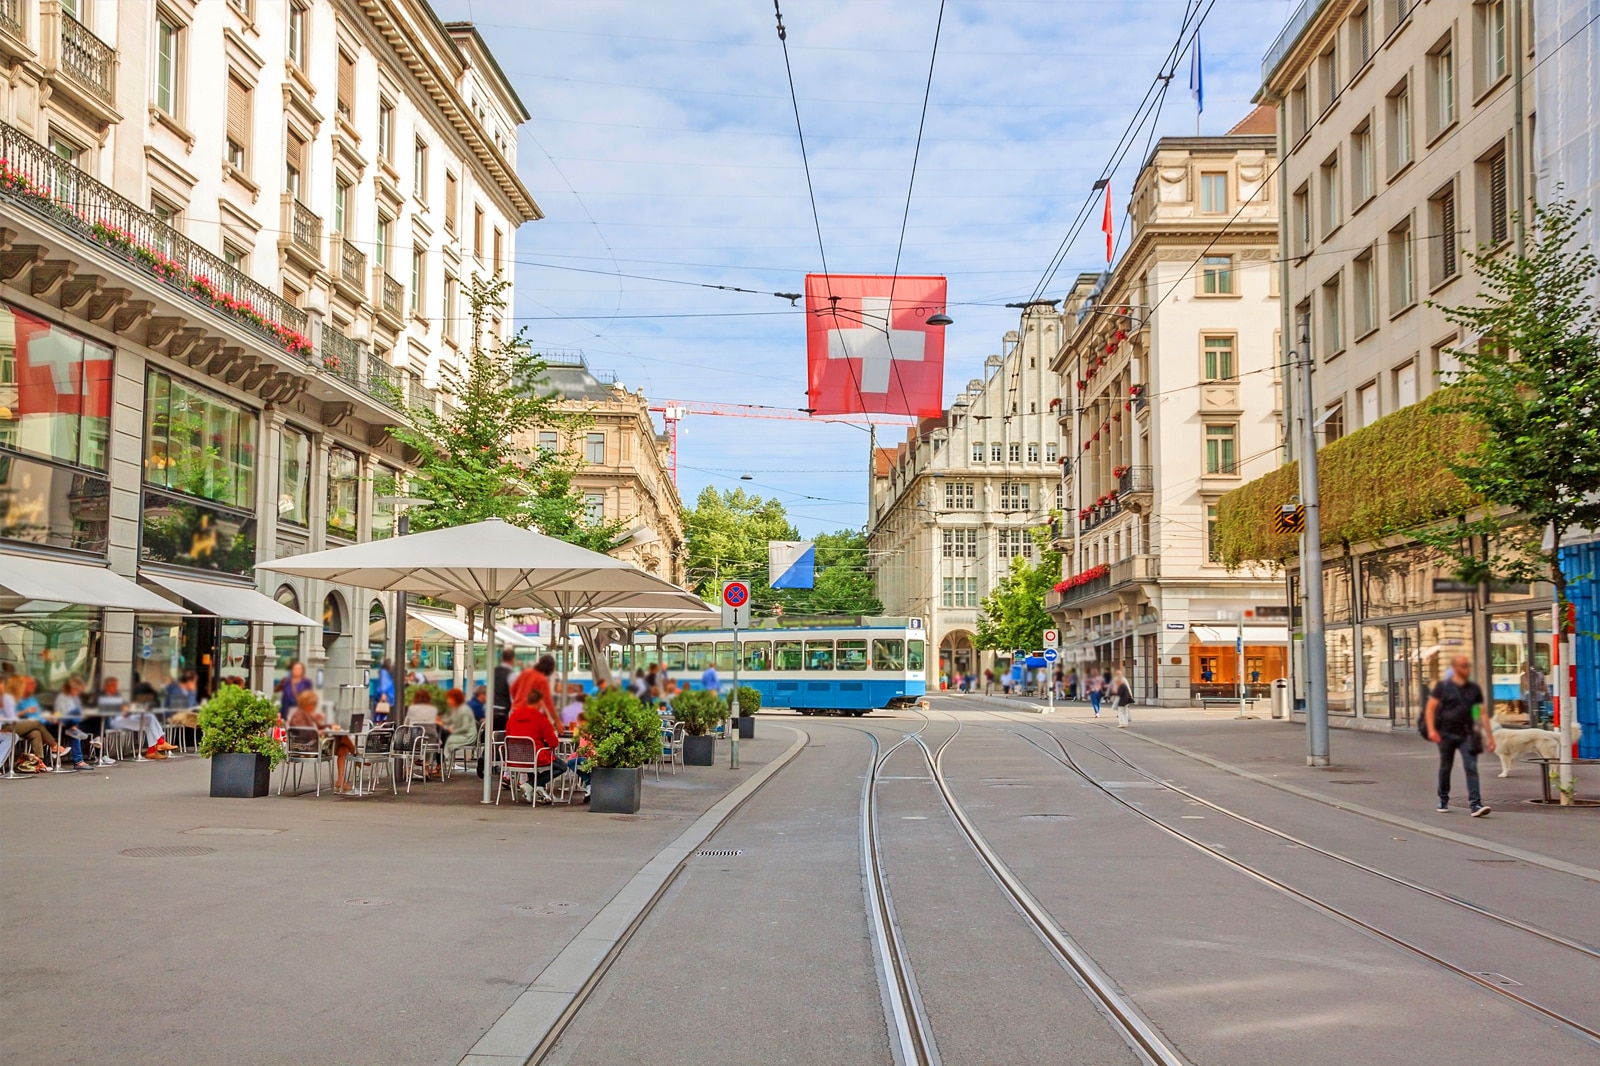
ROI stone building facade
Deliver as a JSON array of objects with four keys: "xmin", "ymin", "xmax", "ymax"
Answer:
[
  {"xmin": 1047, "ymin": 120, "xmax": 1288, "ymax": 704},
  {"xmin": 0, "ymin": 0, "xmax": 538, "ymax": 712},
  {"xmin": 868, "ymin": 304, "xmax": 1067, "ymax": 684}
]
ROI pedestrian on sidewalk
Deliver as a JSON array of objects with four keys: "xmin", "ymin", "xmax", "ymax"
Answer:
[
  {"xmin": 1425, "ymin": 654, "xmax": 1495, "ymax": 817},
  {"xmin": 1087, "ymin": 672, "xmax": 1104, "ymax": 717},
  {"xmin": 1112, "ymin": 670, "xmax": 1134, "ymax": 727}
]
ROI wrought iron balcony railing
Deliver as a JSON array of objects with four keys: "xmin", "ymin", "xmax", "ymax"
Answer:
[
  {"xmin": 59, "ymin": 11, "xmax": 115, "ymax": 103},
  {"xmin": 364, "ymin": 355, "xmax": 405, "ymax": 409},
  {"xmin": 0, "ymin": 0, "xmax": 24, "ymax": 40},
  {"xmin": 319, "ymin": 325, "xmax": 361, "ymax": 386},
  {"xmin": 0, "ymin": 120, "xmax": 310, "ymax": 357},
  {"xmin": 1117, "ymin": 465, "xmax": 1154, "ymax": 496},
  {"xmin": 380, "ymin": 272, "xmax": 404, "ymax": 319},
  {"xmin": 289, "ymin": 198, "xmax": 320, "ymax": 258}
]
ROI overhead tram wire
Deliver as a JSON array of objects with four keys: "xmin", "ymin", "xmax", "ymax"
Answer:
[
  {"xmin": 1025, "ymin": 0, "xmax": 1213, "ymax": 305},
  {"xmin": 885, "ymin": 0, "xmax": 949, "ymax": 417},
  {"xmin": 773, "ymin": 1, "xmax": 868, "ymax": 422}
]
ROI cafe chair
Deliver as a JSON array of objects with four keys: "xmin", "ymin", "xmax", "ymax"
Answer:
[
  {"xmin": 497, "ymin": 735, "xmax": 540, "ymax": 805},
  {"xmin": 279, "ymin": 726, "xmax": 329, "ymax": 797},
  {"xmin": 347, "ymin": 726, "xmax": 397, "ymax": 796}
]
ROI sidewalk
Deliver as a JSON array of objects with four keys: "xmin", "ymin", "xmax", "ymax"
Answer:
[{"xmin": 0, "ymin": 733, "xmax": 794, "ymax": 1066}]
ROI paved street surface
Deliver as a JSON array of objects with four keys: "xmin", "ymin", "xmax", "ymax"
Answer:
[{"xmin": 5, "ymin": 701, "xmax": 1599, "ymax": 1065}]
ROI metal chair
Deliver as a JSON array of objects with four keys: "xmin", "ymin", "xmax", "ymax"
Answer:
[
  {"xmin": 347, "ymin": 726, "xmax": 397, "ymax": 796},
  {"xmin": 278, "ymin": 726, "xmax": 329, "ymax": 796},
  {"xmin": 655, "ymin": 721, "xmax": 684, "ymax": 779},
  {"xmin": 538, "ymin": 740, "xmax": 577, "ymax": 804},
  {"xmin": 497, "ymin": 735, "xmax": 540, "ymax": 805}
]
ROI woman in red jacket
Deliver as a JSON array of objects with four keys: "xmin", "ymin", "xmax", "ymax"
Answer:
[{"xmin": 506, "ymin": 656, "xmax": 565, "ymax": 802}]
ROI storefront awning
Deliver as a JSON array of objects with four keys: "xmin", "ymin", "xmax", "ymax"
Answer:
[
  {"xmin": 408, "ymin": 607, "xmax": 471, "ymax": 642},
  {"xmin": 143, "ymin": 572, "xmax": 317, "ymax": 626},
  {"xmin": 408, "ymin": 608, "xmax": 544, "ymax": 649},
  {"xmin": 1, "ymin": 551, "xmax": 189, "ymax": 613},
  {"xmin": 1191, "ymin": 625, "xmax": 1290, "ymax": 645}
]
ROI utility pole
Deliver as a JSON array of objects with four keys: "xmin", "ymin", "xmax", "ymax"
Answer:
[{"xmin": 1294, "ymin": 314, "xmax": 1331, "ymax": 766}]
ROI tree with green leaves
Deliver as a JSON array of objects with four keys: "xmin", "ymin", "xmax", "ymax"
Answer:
[
  {"xmin": 387, "ymin": 277, "xmax": 622, "ymax": 550},
  {"xmin": 974, "ymin": 529, "xmax": 1061, "ymax": 653},
  {"xmin": 682, "ymin": 486, "xmax": 797, "ymax": 606},
  {"xmin": 1425, "ymin": 197, "xmax": 1600, "ymax": 615},
  {"xmin": 681, "ymin": 488, "xmax": 883, "ymax": 617}
]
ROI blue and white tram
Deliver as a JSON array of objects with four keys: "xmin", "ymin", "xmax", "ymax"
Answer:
[{"xmin": 573, "ymin": 622, "xmax": 928, "ymax": 716}]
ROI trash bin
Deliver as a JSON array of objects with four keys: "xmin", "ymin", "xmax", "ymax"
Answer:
[{"xmin": 1271, "ymin": 678, "xmax": 1289, "ymax": 720}]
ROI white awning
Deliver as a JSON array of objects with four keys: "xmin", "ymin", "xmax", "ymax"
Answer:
[
  {"xmin": 1191, "ymin": 625, "xmax": 1290, "ymax": 645},
  {"xmin": 407, "ymin": 608, "xmax": 471, "ymax": 642},
  {"xmin": 496, "ymin": 624, "xmax": 542, "ymax": 648},
  {"xmin": 143, "ymin": 572, "xmax": 317, "ymax": 626},
  {"xmin": 1, "ymin": 551, "xmax": 189, "ymax": 613}
]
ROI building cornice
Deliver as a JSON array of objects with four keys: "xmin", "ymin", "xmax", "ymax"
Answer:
[{"xmin": 353, "ymin": 0, "xmax": 541, "ymax": 222}]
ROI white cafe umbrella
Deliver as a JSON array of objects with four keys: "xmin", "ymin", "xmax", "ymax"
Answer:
[
  {"xmin": 566, "ymin": 599, "xmax": 717, "ymax": 690},
  {"xmin": 256, "ymin": 518, "xmax": 692, "ymax": 804}
]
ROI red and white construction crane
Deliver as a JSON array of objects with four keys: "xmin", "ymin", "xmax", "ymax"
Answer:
[{"xmin": 647, "ymin": 401, "xmax": 917, "ymax": 483}]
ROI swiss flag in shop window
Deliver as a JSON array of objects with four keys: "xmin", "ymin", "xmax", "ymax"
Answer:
[
  {"xmin": 806, "ymin": 274, "xmax": 947, "ymax": 417},
  {"xmin": 8, "ymin": 304, "xmax": 113, "ymax": 418}
]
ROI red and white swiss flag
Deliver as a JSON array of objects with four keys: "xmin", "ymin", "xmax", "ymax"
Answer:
[
  {"xmin": 806, "ymin": 274, "xmax": 947, "ymax": 417},
  {"xmin": 5, "ymin": 304, "xmax": 112, "ymax": 418}
]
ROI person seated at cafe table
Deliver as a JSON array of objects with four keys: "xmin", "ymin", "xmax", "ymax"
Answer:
[
  {"xmin": 468, "ymin": 685, "xmax": 487, "ymax": 723},
  {"xmin": 102, "ymin": 677, "xmax": 175, "ymax": 760},
  {"xmin": 441, "ymin": 688, "xmax": 479, "ymax": 762},
  {"xmin": 506, "ymin": 657, "xmax": 570, "ymax": 802},
  {"xmin": 2, "ymin": 675, "xmax": 69, "ymax": 771},
  {"xmin": 52, "ymin": 676, "xmax": 93, "ymax": 770},
  {"xmin": 286, "ymin": 689, "xmax": 355, "ymax": 792}
]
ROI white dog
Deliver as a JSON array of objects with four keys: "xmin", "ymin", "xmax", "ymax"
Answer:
[{"xmin": 1491, "ymin": 716, "xmax": 1582, "ymax": 777}]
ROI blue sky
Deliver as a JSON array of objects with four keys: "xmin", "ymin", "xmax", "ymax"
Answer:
[{"xmin": 432, "ymin": 0, "xmax": 1297, "ymax": 535}]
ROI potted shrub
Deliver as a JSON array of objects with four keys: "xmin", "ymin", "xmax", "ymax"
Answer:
[
  {"xmin": 732, "ymin": 685, "xmax": 761, "ymax": 739},
  {"xmin": 672, "ymin": 688, "xmax": 725, "ymax": 766},
  {"xmin": 198, "ymin": 686, "xmax": 285, "ymax": 798},
  {"xmin": 581, "ymin": 689, "xmax": 659, "ymax": 814}
]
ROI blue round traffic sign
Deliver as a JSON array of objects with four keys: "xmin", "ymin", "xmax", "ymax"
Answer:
[
  {"xmin": 1043, "ymin": 648, "xmax": 1059, "ymax": 663},
  {"xmin": 722, "ymin": 581, "xmax": 750, "ymax": 608}
]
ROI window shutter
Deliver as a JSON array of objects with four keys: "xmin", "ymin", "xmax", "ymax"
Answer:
[
  {"xmin": 285, "ymin": 131, "xmax": 304, "ymax": 175},
  {"xmin": 226, "ymin": 75, "xmax": 251, "ymax": 154},
  {"xmin": 1441, "ymin": 190, "xmax": 1457, "ymax": 273},
  {"xmin": 1489, "ymin": 153, "xmax": 1508, "ymax": 245},
  {"xmin": 337, "ymin": 52, "xmax": 355, "ymax": 115}
]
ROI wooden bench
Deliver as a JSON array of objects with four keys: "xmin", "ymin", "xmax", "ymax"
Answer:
[{"xmin": 1199, "ymin": 697, "xmax": 1261, "ymax": 712}]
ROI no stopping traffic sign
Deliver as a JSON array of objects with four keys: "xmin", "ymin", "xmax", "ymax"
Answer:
[{"xmin": 722, "ymin": 581, "xmax": 750, "ymax": 608}]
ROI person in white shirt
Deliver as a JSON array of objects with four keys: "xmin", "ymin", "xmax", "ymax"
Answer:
[{"xmin": 103, "ymin": 677, "xmax": 174, "ymax": 759}]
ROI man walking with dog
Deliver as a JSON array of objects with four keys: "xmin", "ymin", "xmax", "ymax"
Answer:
[{"xmin": 1425, "ymin": 654, "xmax": 1496, "ymax": 817}]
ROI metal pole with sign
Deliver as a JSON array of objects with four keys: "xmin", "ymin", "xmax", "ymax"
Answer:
[
  {"xmin": 1237, "ymin": 619, "xmax": 1248, "ymax": 719},
  {"xmin": 1042, "ymin": 628, "xmax": 1059, "ymax": 714},
  {"xmin": 721, "ymin": 581, "xmax": 750, "ymax": 769}
]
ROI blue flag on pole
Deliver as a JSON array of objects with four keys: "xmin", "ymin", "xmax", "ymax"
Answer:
[
  {"xmin": 769, "ymin": 541, "xmax": 816, "ymax": 589},
  {"xmin": 1189, "ymin": 31, "xmax": 1204, "ymax": 116}
]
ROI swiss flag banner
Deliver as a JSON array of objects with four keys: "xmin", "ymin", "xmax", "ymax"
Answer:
[{"xmin": 806, "ymin": 274, "xmax": 947, "ymax": 417}]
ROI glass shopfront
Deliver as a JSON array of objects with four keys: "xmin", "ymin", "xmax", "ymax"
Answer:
[
  {"xmin": 1, "ymin": 303, "xmax": 113, "ymax": 554},
  {"xmin": 327, "ymin": 447, "xmax": 358, "ymax": 540},
  {"xmin": 0, "ymin": 614, "xmax": 98, "ymax": 694},
  {"xmin": 271, "ymin": 585, "xmax": 303, "ymax": 693}
]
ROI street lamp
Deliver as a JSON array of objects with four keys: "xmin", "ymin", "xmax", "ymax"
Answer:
[
  {"xmin": 1290, "ymin": 314, "xmax": 1331, "ymax": 767},
  {"xmin": 375, "ymin": 494, "xmax": 434, "ymax": 700}
]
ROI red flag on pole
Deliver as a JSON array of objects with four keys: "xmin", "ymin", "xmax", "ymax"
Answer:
[
  {"xmin": 1101, "ymin": 181, "xmax": 1114, "ymax": 263},
  {"xmin": 805, "ymin": 274, "xmax": 947, "ymax": 417}
]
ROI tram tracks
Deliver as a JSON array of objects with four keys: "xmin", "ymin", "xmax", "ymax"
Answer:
[
  {"xmin": 861, "ymin": 712, "xmax": 1188, "ymax": 1066},
  {"xmin": 990, "ymin": 715, "xmax": 1600, "ymax": 1048}
]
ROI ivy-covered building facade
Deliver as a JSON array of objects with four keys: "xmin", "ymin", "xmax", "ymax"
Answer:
[{"xmin": 1231, "ymin": 0, "xmax": 1591, "ymax": 741}]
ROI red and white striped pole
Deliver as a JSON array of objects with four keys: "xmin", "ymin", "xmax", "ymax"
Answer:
[{"xmin": 1555, "ymin": 601, "xmax": 1577, "ymax": 804}]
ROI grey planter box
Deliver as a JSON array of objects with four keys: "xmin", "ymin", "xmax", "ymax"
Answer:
[
  {"xmin": 734, "ymin": 716, "xmax": 755, "ymax": 739},
  {"xmin": 209, "ymin": 752, "xmax": 272, "ymax": 798},
  {"xmin": 590, "ymin": 766, "xmax": 644, "ymax": 814},
  {"xmin": 682, "ymin": 733, "xmax": 716, "ymax": 766}
]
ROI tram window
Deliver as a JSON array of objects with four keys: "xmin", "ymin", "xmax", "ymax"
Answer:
[
  {"xmin": 873, "ymin": 639, "xmax": 905, "ymax": 670},
  {"xmin": 687, "ymin": 642, "xmax": 712, "ymax": 670},
  {"xmin": 715, "ymin": 641, "xmax": 737, "ymax": 672},
  {"xmin": 907, "ymin": 640, "xmax": 926, "ymax": 671},
  {"xmin": 838, "ymin": 639, "xmax": 868, "ymax": 671},
  {"xmin": 664, "ymin": 643, "xmax": 685, "ymax": 671},
  {"xmin": 805, "ymin": 640, "xmax": 835, "ymax": 670},
  {"xmin": 775, "ymin": 640, "xmax": 803, "ymax": 671},
  {"xmin": 744, "ymin": 641, "xmax": 771, "ymax": 671},
  {"xmin": 577, "ymin": 647, "xmax": 592, "ymax": 671},
  {"xmin": 609, "ymin": 649, "xmax": 622, "ymax": 671}
]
